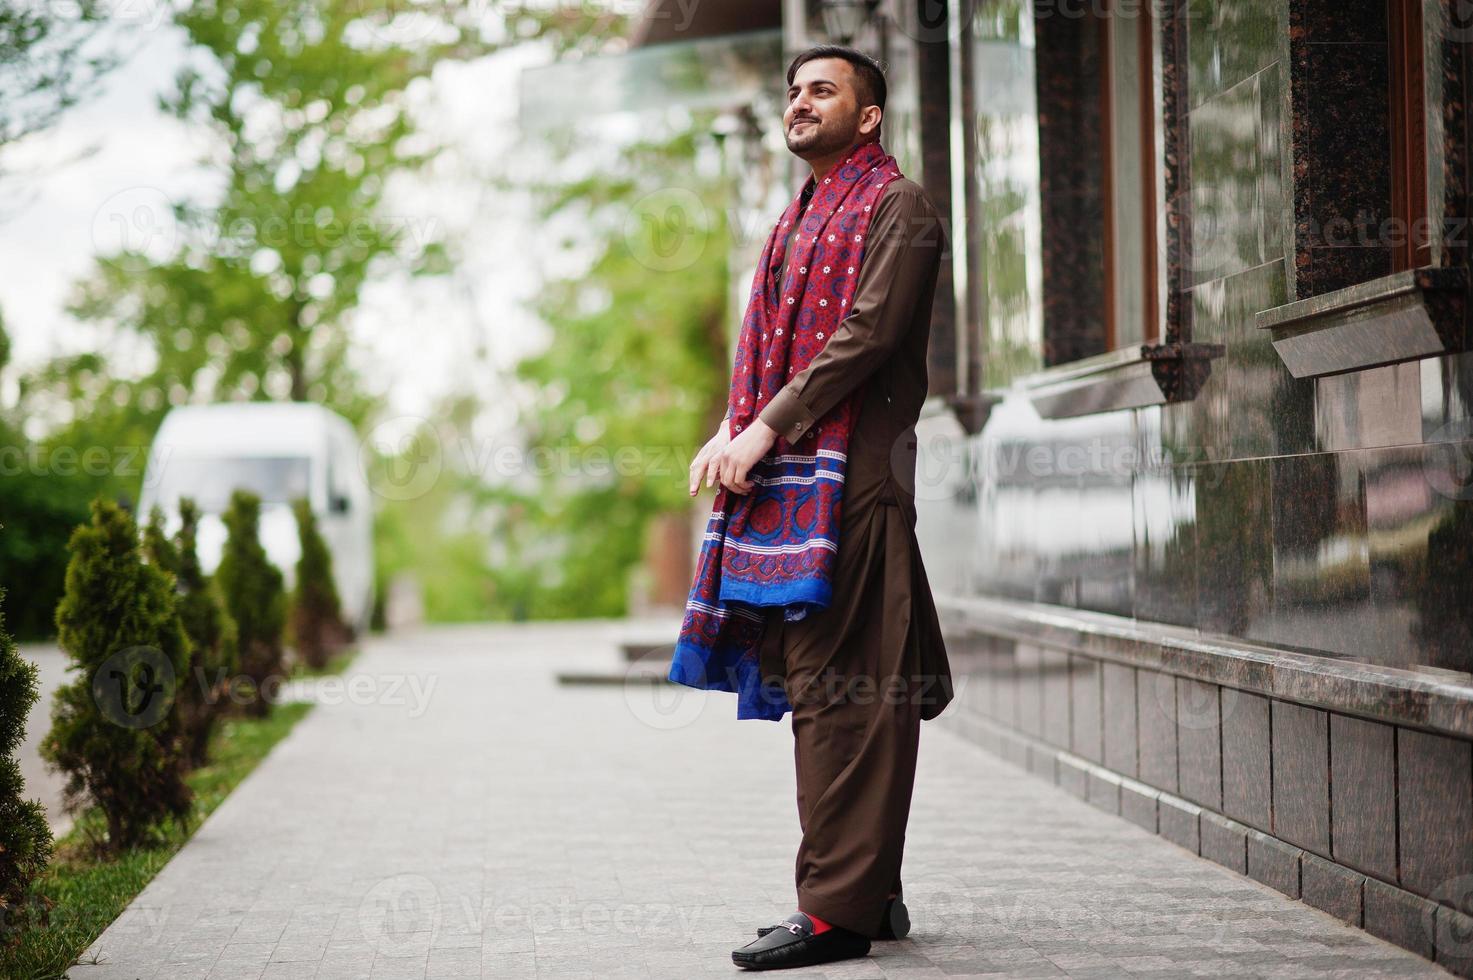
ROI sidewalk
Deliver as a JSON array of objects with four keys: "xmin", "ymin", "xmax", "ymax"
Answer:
[
  {"xmin": 68, "ymin": 620, "xmax": 1450, "ymax": 979},
  {"xmin": 18, "ymin": 642, "xmax": 73, "ymax": 833}
]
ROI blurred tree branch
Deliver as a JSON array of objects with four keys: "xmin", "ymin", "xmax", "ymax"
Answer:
[{"xmin": 0, "ymin": 0, "xmax": 116, "ymax": 149}]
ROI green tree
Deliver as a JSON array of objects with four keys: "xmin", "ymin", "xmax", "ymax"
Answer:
[
  {"xmin": 0, "ymin": 566, "xmax": 53, "ymax": 948},
  {"xmin": 215, "ymin": 490, "xmax": 285, "ymax": 716},
  {"xmin": 0, "ymin": 0, "xmax": 115, "ymax": 153},
  {"xmin": 144, "ymin": 502, "xmax": 239, "ymax": 767},
  {"xmin": 58, "ymin": 0, "xmax": 591, "ymax": 429},
  {"xmin": 474, "ymin": 125, "xmax": 729, "ymax": 618},
  {"xmin": 0, "ymin": 315, "xmax": 99, "ymax": 640},
  {"xmin": 289, "ymin": 497, "xmax": 346, "ymax": 670},
  {"xmin": 41, "ymin": 499, "xmax": 193, "ymax": 854},
  {"xmin": 27, "ymin": 1, "xmax": 630, "ymax": 441}
]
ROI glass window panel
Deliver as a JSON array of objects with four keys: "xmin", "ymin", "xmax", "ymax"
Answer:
[
  {"xmin": 970, "ymin": 3, "xmax": 1044, "ymax": 388},
  {"xmin": 882, "ymin": 24, "xmax": 923, "ymax": 176},
  {"xmin": 152, "ymin": 456, "xmax": 314, "ymax": 514},
  {"xmin": 1108, "ymin": 11, "xmax": 1148, "ymax": 347}
]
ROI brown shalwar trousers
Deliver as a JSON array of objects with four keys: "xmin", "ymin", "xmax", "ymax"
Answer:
[{"xmin": 755, "ymin": 425, "xmax": 948, "ymax": 939}]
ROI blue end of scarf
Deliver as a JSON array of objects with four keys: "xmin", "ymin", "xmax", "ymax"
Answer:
[{"xmin": 668, "ymin": 635, "xmax": 792, "ymax": 722}]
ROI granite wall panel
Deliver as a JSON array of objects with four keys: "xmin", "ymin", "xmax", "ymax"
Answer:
[
  {"xmin": 1329, "ymin": 714, "xmax": 1398, "ymax": 881},
  {"xmin": 1015, "ymin": 642, "xmax": 1044, "ymax": 739},
  {"xmin": 1137, "ymin": 668, "xmax": 1180, "ymax": 793},
  {"xmin": 1263, "ymin": 451, "xmax": 1370, "ymax": 657},
  {"xmin": 1132, "ymin": 465, "xmax": 1199, "ymax": 629},
  {"xmin": 1041, "ymin": 646, "xmax": 1072, "ymax": 750},
  {"xmin": 1315, "ymin": 362, "xmax": 1424, "ymax": 453},
  {"xmin": 1288, "ymin": 0, "xmax": 1393, "ymax": 298},
  {"xmin": 1222, "ymin": 689, "xmax": 1272, "ymax": 831},
  {"xmin": 1070, "ymin": 653, "xmax": 1103, "ymax": 763},
  {"xmin": 1196, "ymin": 457, "xmax": 1273, "ymax": 637},
  {"xmin": 1272, "ymin": 701, "xmax": 1330, "ymax": 856},
  {"xmin": 1176, "ymin": 677, "xmax": 1223, "ymax": 811},
  {"xmin": 1398, "ymin": 728, "xmax": 1473, "ymax": 899},
  {"xmin": 1102, "ymin": 661, "xmax": 1139, "ymax": 777}
]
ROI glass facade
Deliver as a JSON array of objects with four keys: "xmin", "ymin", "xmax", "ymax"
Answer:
[
  {"xmin": 956, "ymin": 2, "xmax": 1044, "ymax": 389},
  {"xmin": 1106, "ymin": 10, "xmax": 1151, "ymax": 347}
]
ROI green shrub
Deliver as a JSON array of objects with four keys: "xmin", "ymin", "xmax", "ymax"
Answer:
[
  {"xmin": 41, "ymin": 499, "xmax": 193, "ymax": 854},
  {"xmin": 0, "ymin": 576, "xmax": 54, "ymax": 949},
  {"xmin": 289, "ymin": 497, "xmax": 348, "ymax": 671},
  {"xmin": 144, "ymin": 502, "xmax": 240, "ymax": 767},
  {"xmin": 215, "ymin": 491, "xmax": 285, "ymax": 717},
  {"xmin": 0, "ymin": 423, "xmax": 95, "ymax": 642}
]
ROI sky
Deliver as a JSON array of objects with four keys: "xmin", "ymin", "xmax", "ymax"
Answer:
[{"xmin": 0, "ymin": 15, "xmax": 570, "ymax": 445}]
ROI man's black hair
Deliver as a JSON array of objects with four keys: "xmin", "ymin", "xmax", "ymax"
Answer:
[{"xmin": 785, "ymin": 45, "xmax": 887, "ymax": 114}]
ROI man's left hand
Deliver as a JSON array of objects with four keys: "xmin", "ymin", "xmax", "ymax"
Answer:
[{"xmin": 708, "ymin": 418, "xmax": 779, "ymax": 495}]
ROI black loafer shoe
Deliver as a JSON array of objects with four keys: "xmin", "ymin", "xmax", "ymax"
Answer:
[
  {"xmin": 876, "ymin": 892, "xmax": 910, "ymax": 940},
  {"xmin": 756, "ymin": 892, "xmax": 910, "ymax": 940},
  {"xmin": 733, "ymin": 912, "xmax": 870, "ymax": 970}
]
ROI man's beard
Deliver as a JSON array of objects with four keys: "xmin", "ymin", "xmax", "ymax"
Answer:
[{"xmin": 785, "ymin": 109, "xmax": 859, "ymax": 157}]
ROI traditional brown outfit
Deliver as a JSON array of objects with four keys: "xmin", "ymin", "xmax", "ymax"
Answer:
[{"xmin": 747, "ymin": 175, "xmax": 956, "ymax": 937}]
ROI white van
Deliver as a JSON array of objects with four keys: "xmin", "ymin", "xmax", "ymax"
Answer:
[{"xmin": 138, "ymin": 402, "xmax": 375, "ymax": 635}]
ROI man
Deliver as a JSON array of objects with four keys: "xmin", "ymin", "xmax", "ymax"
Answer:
[{"xmin": 671, "ymin": 44, "xmax": 954, "ymax": 971}]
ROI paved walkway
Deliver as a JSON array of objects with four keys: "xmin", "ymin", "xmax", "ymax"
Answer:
[
  {"xmin": 68, "ymin": 621, "xmax": 1450, "ymax": 979},
  {"xmin": 18, "ymin": 642, "xmax": 73, "ymax": 833}
]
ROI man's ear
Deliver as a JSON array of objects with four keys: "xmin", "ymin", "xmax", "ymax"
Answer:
[{"xmin": 858, "ymin": 105, "xmax": 882, "ymax": 138}]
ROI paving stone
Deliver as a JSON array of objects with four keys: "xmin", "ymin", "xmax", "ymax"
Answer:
[{"xmin": 62, "ymin": 621, "xmax": 1451, "ymax": 979}]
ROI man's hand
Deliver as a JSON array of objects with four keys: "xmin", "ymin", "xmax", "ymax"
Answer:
[
  {"xmin": 689, "ymin": 416, "xmax": 779, "ymax": 496},
  {"xmin": 689, "ymin": 420, "xmax": 732, "ymax": 496},
  {"xmin": 715, "ymin": 417, "xmax": 778, "ymax": 495}
]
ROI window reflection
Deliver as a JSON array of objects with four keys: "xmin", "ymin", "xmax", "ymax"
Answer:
[
  {"xmin": 968, "ymin": 3, "xmax": 1044, "ymax": 388},
  {"xmin": 152, "ymin": 456, "xmax": 313, "ymax": 513}
]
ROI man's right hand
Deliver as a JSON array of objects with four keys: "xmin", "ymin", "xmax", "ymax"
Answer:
[{"xmin": 689, "ymin": 419, "xmax": 732, "ymax": 496}]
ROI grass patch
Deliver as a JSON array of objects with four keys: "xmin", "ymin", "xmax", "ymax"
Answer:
[{"xmin": 0, "ymin": 703, "xmax": 312, "ymax": 980}]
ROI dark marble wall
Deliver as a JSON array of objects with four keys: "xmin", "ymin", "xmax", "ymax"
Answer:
[
  {"xmin": 939, "ymin": 631, "xmax": 1473, "ymax": 940},
  {"xmin": 1288, "ymin": 0, "xmax": 1393, "ymax": 296},
  {"xmin": 919, "ymin": 0, "xmax": 1473, "ymax": 679},
  {"xmin": 913, "ymin": 0, "xmax": 1473, "ymax": 961}
]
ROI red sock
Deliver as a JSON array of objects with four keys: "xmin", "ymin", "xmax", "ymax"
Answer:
[{"xmin": 800, "ymin": 909, "xmax": 833, "ymax": 934}]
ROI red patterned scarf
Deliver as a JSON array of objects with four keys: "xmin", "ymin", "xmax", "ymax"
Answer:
[{"xmin": 669, "ymin": 138, "xmax": 902, "ymax": 720}]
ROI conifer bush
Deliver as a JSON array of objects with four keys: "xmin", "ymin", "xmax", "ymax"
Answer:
[
  {"xmin": 0, "ymin": 572, "xmax": 53, "ymax": 948},
  {"xmin": 215, "ymin": 490, "xmax": 285, "ymax": 717},
  {"xmin": 41, "ymin": 499, "xmax": 193, "ymax": 854},
  {"xmin": 144, "ymin": 502, "xmax": 239, "ymax": 767},
  {"xmin": 289, "ymin": 497, "xmax": 348, "ymax": 671}
]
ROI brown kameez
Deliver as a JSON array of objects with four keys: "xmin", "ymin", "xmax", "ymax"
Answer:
[{"xmin": 742, "ymin": 173, "xmax": 956, "ymax": 938}]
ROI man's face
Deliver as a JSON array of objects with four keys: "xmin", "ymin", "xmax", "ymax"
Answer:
[{"xmin": 783, "ymin": 58, "xmax": 878, "ymax": 159}]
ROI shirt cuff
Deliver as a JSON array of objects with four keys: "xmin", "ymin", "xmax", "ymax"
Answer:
[{"xmin": 758, "ymin": 385, "xmax": 819, "ymax": 443}]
